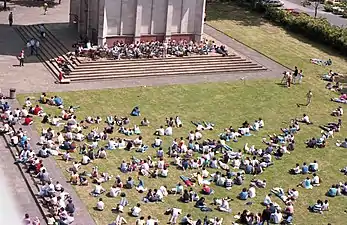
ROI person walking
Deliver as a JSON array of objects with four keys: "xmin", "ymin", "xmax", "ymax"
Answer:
[
  {"xmin": 43, "ymin": 3, "xmax": 48, "ymax": 15},
  {"xmin": 8, "ymin": 12, "xmax": 13, "ymax": 26},
  {"xmin": 18, "ymin": 50, "xmax": 25, "ymax": 67},
  {"xmin": 35, "ymin": 40, "xmax": 40, "ymax": 55},
  {"xmin": 293, "ymin": 66, "xmax": 298, "ymax": 84},
  {"xmin": 306, "ymin": 90, "xmax": 313, "ymax": 106}
]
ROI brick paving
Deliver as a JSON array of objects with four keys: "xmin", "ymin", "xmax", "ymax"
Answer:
[{"xmin": 0, "ymin": 1, "xmax": 288, "ymax": 224}]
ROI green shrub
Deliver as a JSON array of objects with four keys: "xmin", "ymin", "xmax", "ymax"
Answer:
[{"xmin": 264, "ymin": 7, "xmax": 347, "ymax": 55}]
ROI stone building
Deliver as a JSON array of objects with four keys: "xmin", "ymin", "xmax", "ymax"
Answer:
[{"xmin": 70, "ymin": 0, "xmax": 206, "ymax": 45}]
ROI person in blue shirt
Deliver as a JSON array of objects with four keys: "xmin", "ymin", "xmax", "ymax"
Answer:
[
  {"xmin": 301, "ymin": 162, "xmax": 309, "ymax": 174},
  {"xmin": 130, "ymin": 106, "xmax": 140, "ymax": 116},
  {"xmin": 301, "ymin": 177, "xmax": 313, "ymax": 189},
  {"xmin": 327, "ymin": 185, "xmax": 337, "ymax": 197},
  {"xmin": 53, "ymin": 96, "xmax": 63, "ymax": 106},
  {"xmin": 239, "ymin": 188, "xmax": 249, "ymax": 200}
]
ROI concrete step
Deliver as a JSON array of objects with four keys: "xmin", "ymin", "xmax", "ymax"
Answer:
[
  {"xmin": 78, "ymin": 54, "xmax": 238, "ymax": 66},
  {"xmin": 16, "ymin": 26, "xmax": 61, "ymax": 80},
  {"xmin": 71, "ymin": 61, "xmax": 257, "ymax": 75},
  {"xmin": 69, "ymin": 66, "xmax": 266, "ymax": 81},
  {"xmin": 68, "ymin": 64, "xmax": 265, "ymax": 79},
  {"xmin": 19, "ymin": 26, "xmax": 62, "ymax": 78},
  {"xmin": 28, "ymin": 25, "xmax": 75, "ymax": 71},
  {"xmin": 75, "ymin": 57, "xmax": 246, "ymax": 70}
]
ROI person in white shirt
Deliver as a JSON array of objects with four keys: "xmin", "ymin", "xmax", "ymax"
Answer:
[
  {"xmin": 218, "ymin": 198, "xmax": 231, "ymax": 213},
  {"xmin": 75, "ymin": 131, "xmax": 84, "ymax": 141},
  {"xmin": 271, "ymin": 210, "xmax": 283, "ymax": 224},
  {"xmin": 169, "ymin": 208, "xmax": 182, "ymax": 224},
  {"xmin": 96, "ymin": 198, "xmax": 104, "ymax": 211},
  {"xmin": 312, "ymin": 173, "xmax": 320, "ymax": 186},
  {"xmin": 258, "ymin": 118, "xmax": 264, "ymax": 128},
  {"xmin": 154, "ymin": 126, "xmax": 165, "ymax": 136},
  {"xmin": 81, "ymin": 154, "xmax": 91, "ymax": 165},
  {"xmin": 152, "ymin": 137, "xmax": 162, "ymax": 148},
  {"xmin": 202, "ymin": 168, "xmax": 209, "ymax": 178},
  {"xmin": 109, "ymin": 186, "xmax": 121, "ymax": 197},
  {"xmin": 165, "ymin": 126, "xmax": 173, "ymax": 136},
  {"xmin": 146, "ymin": 216, "xmax": 157, "ymax": 225},
  {"xmin": 21, "ymin": 107, "xmax": 29, "ymax": 117},
  {"xmin": 248, "ymin": 185, "xmax": 256, "ymax": 198},
  {"xmin": 300, "ymin": 114, "xmax": 312, "ymax": 124},
  {"xmin": 263, "ymin": 194, "xmax": 272, "ymax": 206},
  {"xmin": 131, "ymin": 203, "xmax": 142, "ymax": 217},
  {"xmin": 175, "ymin": 116, "xmax": 182, "ymax": 127},
  {"xmin": 92, "ymin": 183, "xmax": 105, "ymax": 196},
  {"xmin": 97, "ymin": 148, "xmax": 107, "ymax": 159},
  {"xmin": 195, "ymin": 130, "xmax": 202, "ymax": 140}
]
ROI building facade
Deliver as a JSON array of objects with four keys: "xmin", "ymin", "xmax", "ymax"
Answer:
[{"xmin": 70, "ymin": 0, "xmax": 206, "ymax": 45}]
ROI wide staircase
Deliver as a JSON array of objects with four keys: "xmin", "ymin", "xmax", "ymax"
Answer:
[{"xmin": 15, "ymin": 25, "xmax": 267, "ymax": 82}]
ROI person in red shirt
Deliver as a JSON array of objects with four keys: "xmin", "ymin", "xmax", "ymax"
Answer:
[
  {"xmin": 33, "ymin": 105, "xmax": 42, "ymax": 115},
  {"xmin": 24, "ymin": 115, "xmax": 33, "ymax": 125}
]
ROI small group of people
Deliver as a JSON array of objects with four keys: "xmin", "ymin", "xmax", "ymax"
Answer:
[{"xmin": 281, "ymin": 66, "xmax": 304, "ymax": 88}]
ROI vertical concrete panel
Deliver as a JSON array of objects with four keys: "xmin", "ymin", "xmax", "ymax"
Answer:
[
  {"xmin": 152, "ymin": 0, "xmax": 167, "ymax": 34},
  {"xmin": 187, "ymin": 0, "xmax": 196, "ymax": 33},
  {"xmin": 122, "ymin": 0, "xmax": 137, "ymax": 35},
  {"xmin": 194, "ymin": 0, "xmax": 206, "ymax": 41},
  {"xmin": 105, "ymin": 0, "xmax": 121, "ymax": 35},
  {"xmin": 171, "ymin": 0, "xmax": 182, "ymax": 34},
  {"xmin": 140, "ymin": 0, "xmax": 152, "ymax": 34},
  {"xmin": 180, "ymin": 0, "xmax": 189, "ymax": 33}
]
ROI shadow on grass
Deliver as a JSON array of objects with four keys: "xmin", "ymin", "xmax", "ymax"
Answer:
[
  {"xmin": 206, "ymin": 2, "xmax": 265, "ymax": 27},
  {"xmin": 206, "ymin": 2, "xmax": 347, "ymax": 62}
]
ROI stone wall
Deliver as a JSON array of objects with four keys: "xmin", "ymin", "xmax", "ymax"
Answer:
[{"xmin": 72, "ymin": 0, "xmax": 206, "ymax": 44}]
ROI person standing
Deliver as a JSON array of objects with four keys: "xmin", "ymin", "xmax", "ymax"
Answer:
[
  {"xmin": 8, "ymin": 12, "xmax": 13, "ymax": 26},
  {"xmin": 43, "ymin": 3, "xmax": 48, "ymax": 15},
  {"xmin": 293, "ymin": 66, "xmax": 298, "ymax": 84},
  {"xmin": 35, "ymin": 40, "xmax": 40, "ymax": 55},
  {"xmin": 298, "ymin": 69, "xmax": 304, "ymax": 84},
  {"xmin": 306, "ymin": 90, "xmax": 313, "ymax": 106},
  {"xmin": 19, "ymin": 50, "xmax": 25, "ymax": 67},
  {"xmin": 261, "ymin": 205, "xmax": 271, "ymax": 225}
]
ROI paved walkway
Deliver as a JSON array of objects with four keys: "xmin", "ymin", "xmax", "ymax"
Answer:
[{"xmin": 0, "ymin": 138, "xmax": 45, "ymax": 224}]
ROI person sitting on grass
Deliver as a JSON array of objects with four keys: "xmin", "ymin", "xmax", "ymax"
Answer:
[
  {"xmin": 23, "ymin": 115, "xmax": 33, "ymax": 125},
  {"xmin": 239, "ymin": 188, "xmax": 249, "ymax": 200},
  {"xmin": 331, "ymin": 106, "xmax": 343, "ymax": 117},
  {"xmin": 290, "ymin": 163, "xmax": 301, "ymax": 175},
  {"xmin": 202, "ymin": 184, "xmax": 214, "ymax": 195},
  {"xmin": 336, "ymin": 138, "xmax": 347, "ymax": 148},
  {"xmin": 327, "ymin": 185, "xmax": 338, "ymax": 197},
  {"xmin": 308, "ymin": 200, "xmax": 323, "ymax": 214},
  {"xmin": 96, "ymin": 198, "xmax": 104, "ymax": 211},
  {"xmin": 90, "ymin": 182, "xmax": 105, "ymax": 197},
  {"xmin": 131, "ymin": 106, "xmax": 140, "ymax": 116},
  {"xmin": 194, "ymin": 197, "xmax": 206, "ymax": 208},
  {"xmin": 299, "ymin": 177, "xmax": 313, "ymax": 189},
  {"xmin": 296, "ymin": 114, "xmax": 312, "ymax": 124},
  {"xmin": 309, "ymin": 160, "xmax": 319, "ymax": 172},
  {"xmin": 140, "ymin": 117, "xmax": 150, "ymax": 126},
  {"xmin": 218, "ymin": 198, "xmax": 232, "ymax": 213},
  {"xmin": 152, "ymin": 137, "xmax": 162, "ymax": 148},
  {"xmin": 131, "ymin": 203, "xmax": 142, "ymax": 217}
]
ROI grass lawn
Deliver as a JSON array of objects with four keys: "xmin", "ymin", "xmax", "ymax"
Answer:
[{"xmin": 17, "ymin": 3, "xmax": 347, "ymax": 225}]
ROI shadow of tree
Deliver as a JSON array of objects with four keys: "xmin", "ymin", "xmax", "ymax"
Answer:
[
  {"xmin": 206, "ymin": 2, "xmax": 347, "ymax": 64},
  {"xmin": 206, "ymin": 2, "xmax": 265, "ymax": 27}
]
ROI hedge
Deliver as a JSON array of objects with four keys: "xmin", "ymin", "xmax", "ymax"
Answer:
[{"xmin": 263, "ymin": 7, "xmax": 347, "ymax": 55}]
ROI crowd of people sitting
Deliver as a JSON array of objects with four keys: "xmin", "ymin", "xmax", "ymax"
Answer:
[
  {"xmin": 74, "ymin": 38, "xmax": 229, "ymax": 60},
  {"xmin": 0, "ymin": 100, "xmax": 77, "ymax": 225},
  {"xmin": 1, "ymin": 78, "xmax": 345, "ymax": 225}
]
